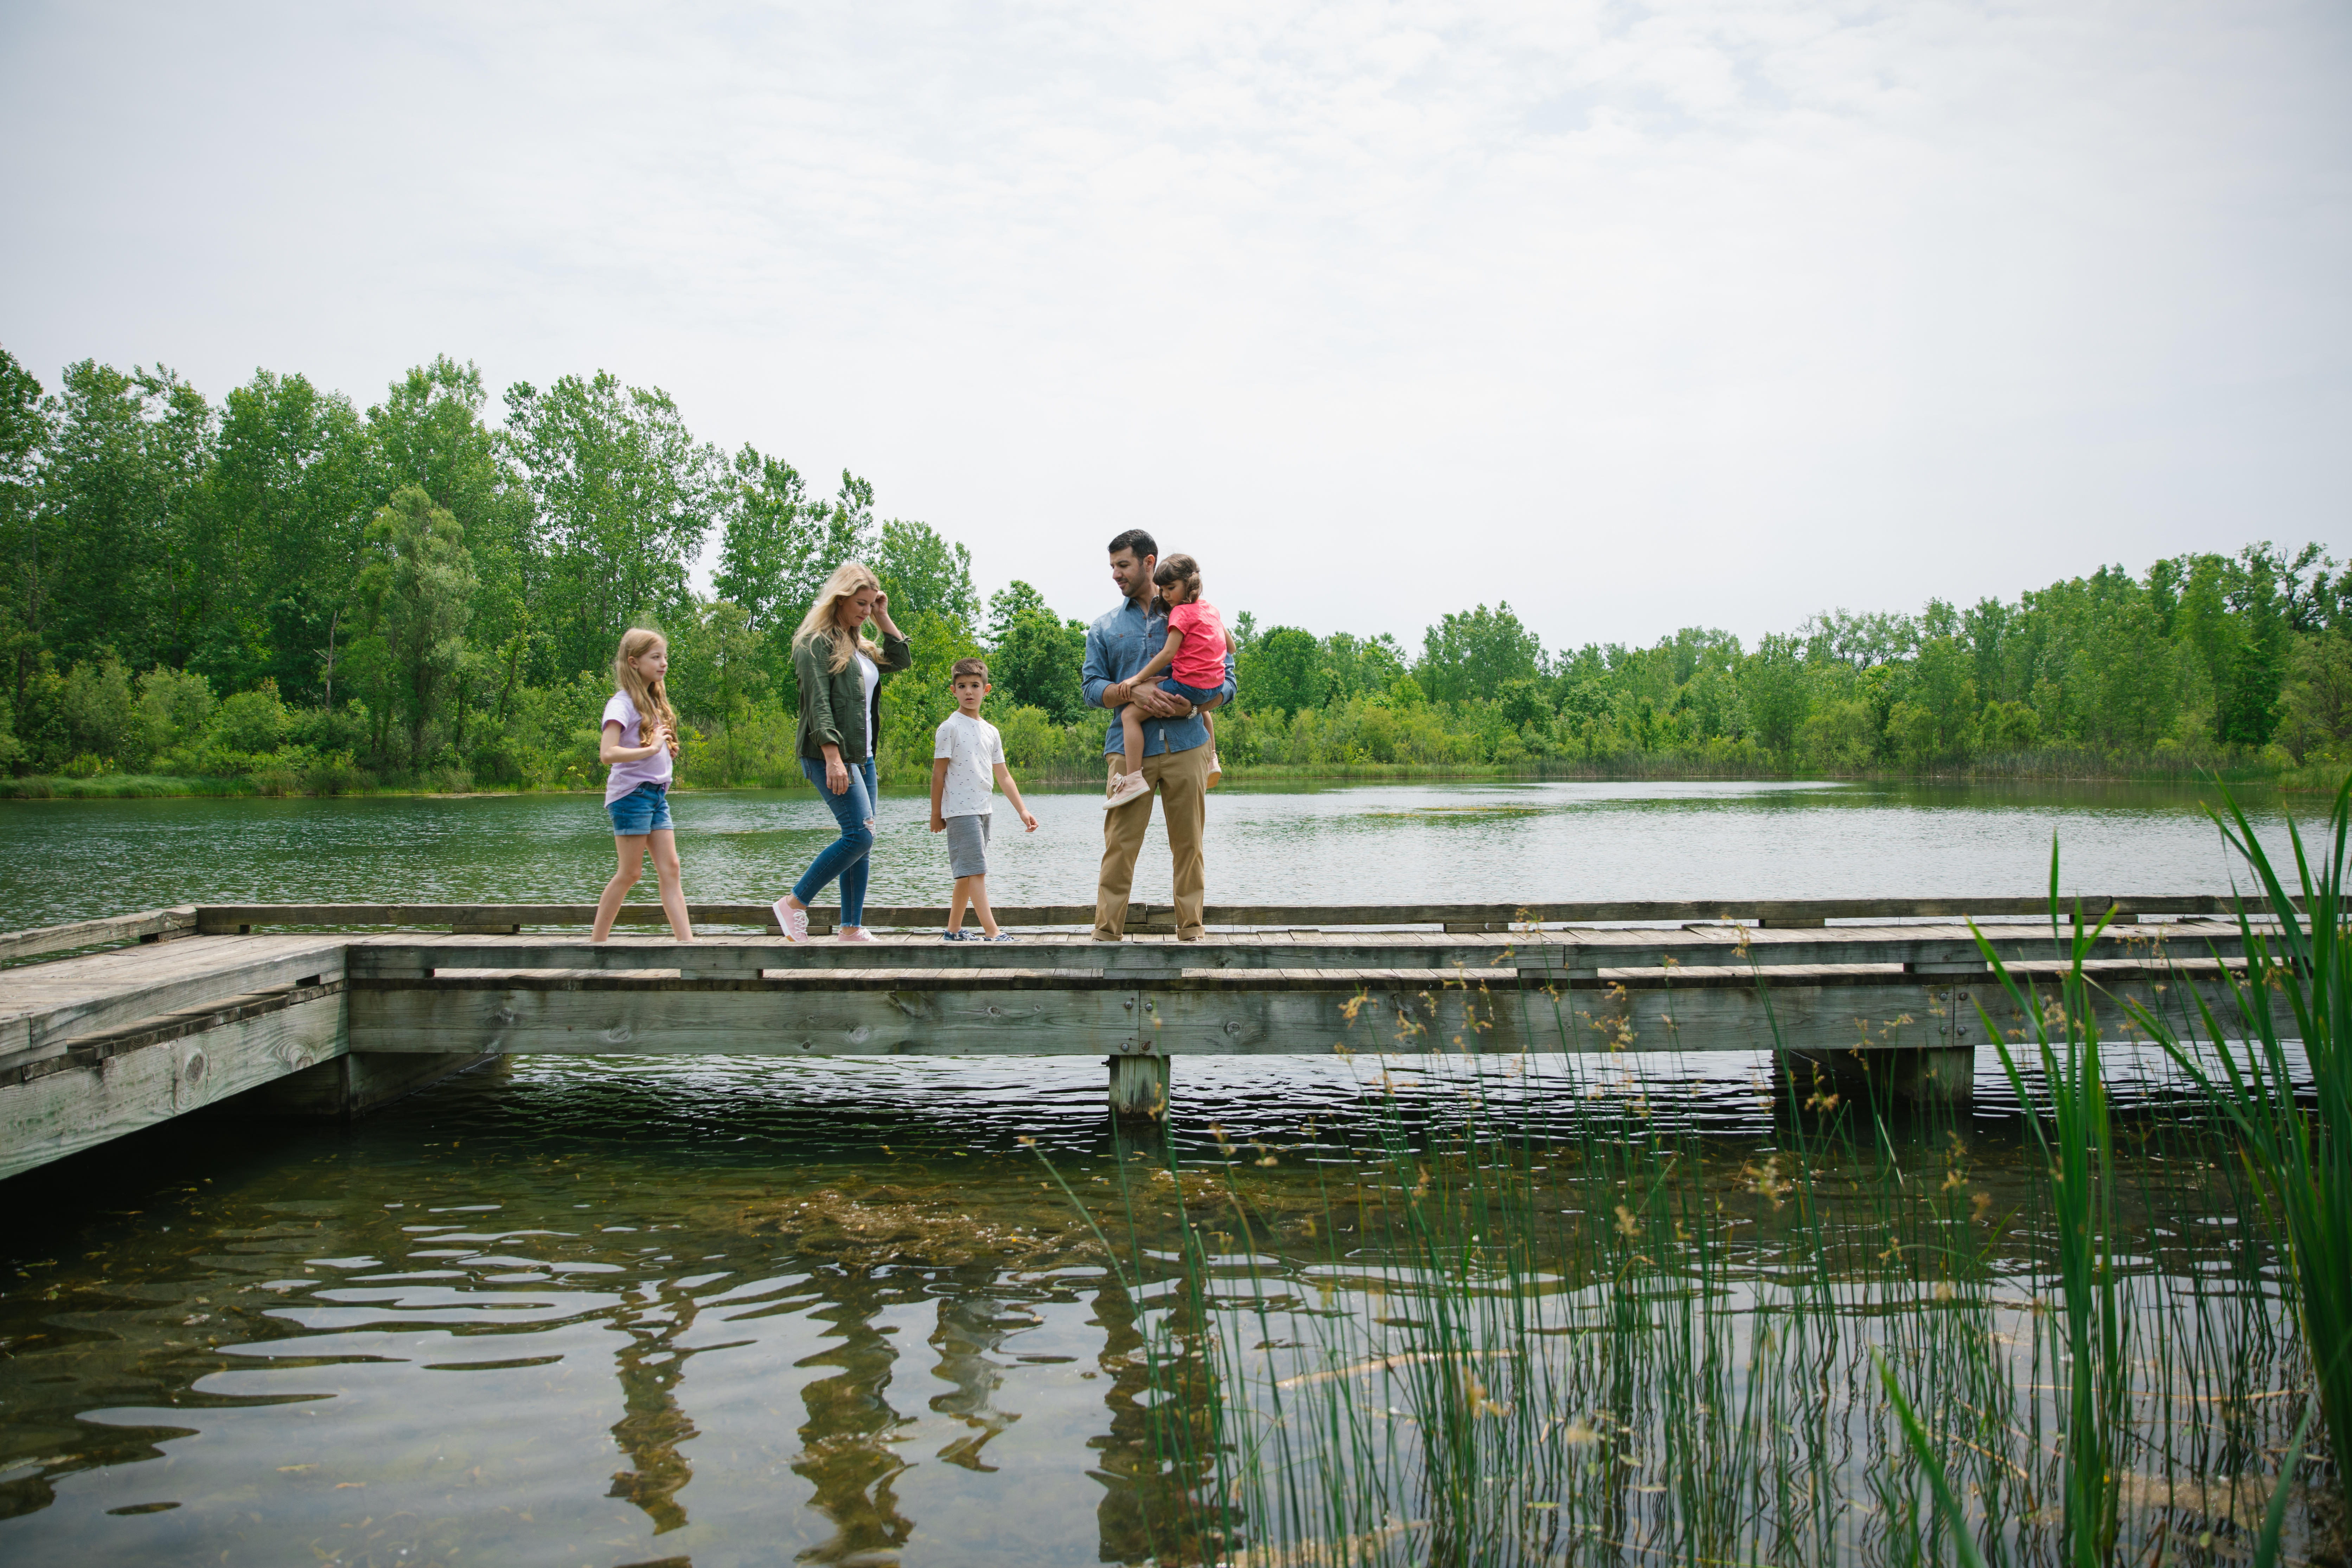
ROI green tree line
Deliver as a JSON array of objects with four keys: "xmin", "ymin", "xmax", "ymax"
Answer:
[{"xmin": 4, "ymin": 345, "xmax": 2349, "ymax": 794}]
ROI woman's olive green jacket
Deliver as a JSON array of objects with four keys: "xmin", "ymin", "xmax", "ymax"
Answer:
[{"xmin": 794, "ymin": 628, "xmax": 912, "ymax": 762}]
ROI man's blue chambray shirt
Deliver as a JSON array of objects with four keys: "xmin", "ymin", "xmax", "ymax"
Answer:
[{"xmin": 1080, "ymin": 595, "xmax": 1239, "ymax": 759}]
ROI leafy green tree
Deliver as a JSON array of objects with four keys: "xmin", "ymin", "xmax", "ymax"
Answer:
[
  {"xmin": 137, "ymin": 665, "xmax": 215, "ymax": 756},
  {"xmin": 1799, "ymin": 698, "xmax": 1879, "ymax": 770},
  {"xmin": 1498, "ymin": 677, "xmax": 1552, "ymax": 731},
  {"xmin": 356, "ymin": 487, "xmax": 475, "ymax": 770},
  {"xmin": 2276, "ymin": 633, "xmax": 2352, "ymax": 760},
  {"xmin": 502, "ymin": 372, "xmax": 724, "ymax": 681},
  {"xmin": 62, "ymin": 651, "xmax": 148, "ymax": 767},
  {"xmin": 37, "ymin": 361, "xmax": 213, "ymax": 673},
  {"xmin": 1416, "ymin": 603, "xmax": 1541, "ymax": 704},
  {"xmin": 206, "ymin": 368, "xmax": 373, "ymax": 699},
  {"xmin": 1902, "ymin": 636, "xmax": 1979, "ymax": 760},
  {"xmin": 1243, "ymin": 626, "xmax": 1322, "ymax": 718},
  {"xmin": 714, "ymin": 447, "xmax": 817, "ymax": 635},
  {"xmin": 668, "ymin": 599, "xmax": 767, "ymax": 785},
  {"xmin": 872, "ymin": 518, "xmax": 977, "ymax": 629},
  {"xmin": 2071, "ymin": 595, "xmax": 2178, "ymax": 749},
  {"xmin": 985, "ymin": 581, "xmax": 1086, "ymax": 722},
  {"xmin": 370, "ymin": 359, "xmax": 529, "ymax": 717},
  {"xmin": 213, "ymin": 679, "xmax": 288, "ymax": 755},
  {"xmin": 1740, "ymin": 633, "xmax": 1810, "ymax": 754},
  {"xmin": 1318, "ymin": 632, "xmax": 1409, "ymax": 704},
  {"xmin": 0, "ymin": 350, "xmax": 50, "ymax": 732},
  {"xmin": 1981, "ymin": 700, "xmax": 2041, "ymax": 751}
]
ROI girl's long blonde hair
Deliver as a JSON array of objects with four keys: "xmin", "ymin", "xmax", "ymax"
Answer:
[
  {"xmin": 792, "ymin": 559, "xmax": 886, "ymax": 674},
  {"xmin": 612, "ymin": 628, "xmax": 677, "ymax": 745}
]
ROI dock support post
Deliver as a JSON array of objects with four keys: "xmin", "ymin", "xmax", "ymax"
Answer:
[
  {"xmin": 1107, "ymin": 1054, "xmax": 1169, "ymax": 1123},
  {"xmin": 248, "ymin": 1051, "xmax": 499, "ymax": 1119},
  {"xmin": 1881, "ymin": 1044, "xmax": 1976, "ymax": 1106},
  {"xmin": 1780, "ymin": 1045, "xmax": 1976, "ymax": 1109}
]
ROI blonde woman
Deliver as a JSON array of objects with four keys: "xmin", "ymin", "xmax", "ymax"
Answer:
[
  {"xmin": 592, "ymin": 627, "xmax": 694, "ymax": 943},
  {"xmin": 772, "ymin": 561, "xmax": 911, "ymax": 943}
]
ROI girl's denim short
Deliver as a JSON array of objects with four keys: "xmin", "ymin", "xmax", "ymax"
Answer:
[
  {"xmin": 607, "ymin": 781, "xmax": 672, "ymax": 836},
  {"xmin": 1157, "ymin": 675, "xmax": 1224, "ymax": 705}
]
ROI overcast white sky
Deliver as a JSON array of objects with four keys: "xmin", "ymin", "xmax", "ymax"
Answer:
[{"xmin": 4, "ymin": 1, "xmax": 2347, "ymax": 650}]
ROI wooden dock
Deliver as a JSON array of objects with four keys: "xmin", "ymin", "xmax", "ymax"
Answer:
[{"xmin": 0, "ymin": 897, "xmax": 2273, "ymax": 1182}]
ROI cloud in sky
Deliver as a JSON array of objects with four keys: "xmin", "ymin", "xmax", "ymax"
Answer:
[{"xmin": 4, "ymin": 0, "xmax": 2347, "ymax": 648}]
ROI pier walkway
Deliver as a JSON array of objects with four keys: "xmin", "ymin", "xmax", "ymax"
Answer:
[{"xmin": 0, "ymin": 897, "xmax": 2273, "ymax": 1181}]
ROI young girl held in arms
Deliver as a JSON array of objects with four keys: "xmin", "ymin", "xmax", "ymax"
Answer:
[
  {"xmin": 1108, "ymin": 552, "xmax": 1224, "ymax": 809},
  {"xmin": 593, "ymin": 627, "xmax": 694, "ymax": 943}
]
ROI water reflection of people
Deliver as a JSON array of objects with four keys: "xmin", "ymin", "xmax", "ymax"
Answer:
[
  {"xmin": 1088, "ymin": 1257, "xmax": 1226, "ymax": 1561},
  {"xmin": 788, "ymin": 1270, "xmax": 919, "ymax": 1562},
  {"xmin": 605, "ymin": 1278, "xmax": 705, "ymax": 1532}
]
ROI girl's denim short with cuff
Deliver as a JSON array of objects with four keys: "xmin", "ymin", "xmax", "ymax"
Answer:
[{"xmin": 607, "ymin": 781, "xmax": 672, "ymax": 836}]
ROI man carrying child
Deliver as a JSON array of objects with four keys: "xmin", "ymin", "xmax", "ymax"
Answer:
[
  {"xmin": 929, "ymin": 657, "xmax": 1038, "ymax": 940},
  {"xmin": 1081, "ymin": 529, "xmax": 1236, "ymax": 943}
]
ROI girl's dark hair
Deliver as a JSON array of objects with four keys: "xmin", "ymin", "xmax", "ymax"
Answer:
[{"xmin": 1153, "ymin": 553, "xmax": 1201, "ymax": 599}]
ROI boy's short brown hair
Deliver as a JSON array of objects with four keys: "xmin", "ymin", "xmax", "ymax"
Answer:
[{"xmin": 951, "ymin": 658, "xmax": 989, "ymax": 681}]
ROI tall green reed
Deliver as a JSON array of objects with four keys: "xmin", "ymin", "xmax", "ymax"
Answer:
[
  {"xmin": 2125, "ymin": 776, "xmax": 2352, "ymax": 1491},
  {"xmin": 1028, "ymin": 883, "xmax": 2322, "ymax": 1565},
  {"xmin": 1968, "ymin": 844, "xmax": 2131, "ymax": 1566}
]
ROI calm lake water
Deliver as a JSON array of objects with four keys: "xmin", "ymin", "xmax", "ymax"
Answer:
[
  {"xmin": 0, "ymin": 776, "xmax": 2301, "ymax": 932},
  {"xmin": 0, "ymin": 780, "xmax": 2320, "ymax": 1564}
]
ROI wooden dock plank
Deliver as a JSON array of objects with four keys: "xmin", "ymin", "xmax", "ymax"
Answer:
[
  {"xmin": 162, "ymin": 896, "xmax": 2307, "ymax": 938},
  {"xmin": 0, "ymin": 934, "xmax": 349, "ymax": 1067}
]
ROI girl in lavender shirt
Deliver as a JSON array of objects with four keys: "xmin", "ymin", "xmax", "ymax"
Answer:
[{"xmin": 591, "ymin": 627, "xmax": 695, "ymax": 942}]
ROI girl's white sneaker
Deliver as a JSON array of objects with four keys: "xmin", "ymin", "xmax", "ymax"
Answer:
[
  {"xmin": 1104, "ymin": 770, "xmax": 1150, "ymax": 811},
  {"xmin": 772, "ymin": 897, "xmax": 808, "ymax": 943},
  {"xmin": 837, "ymin": 927, "xmax": 877, "ymax": 943}
]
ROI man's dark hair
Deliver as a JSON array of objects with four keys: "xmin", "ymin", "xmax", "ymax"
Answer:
[
  {"xmin": 1107, "ymin": 528, "xmax": 1157, "ymax": 560},
  {"xmin": 950, "ymin": 657, "xmax": 989, "ymax": 681}
]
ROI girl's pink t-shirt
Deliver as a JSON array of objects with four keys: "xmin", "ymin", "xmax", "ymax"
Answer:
[
  {"xmin": 602, "ymin": 691, "xmax": 673, "ymax": 804},
  {"xmin": 1166, "ymin": 600, "xmax": 1227, "ymax": 689}
]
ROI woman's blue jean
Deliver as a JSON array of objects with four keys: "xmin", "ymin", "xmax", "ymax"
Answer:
[{"xmin": 794, "ymin": 755, "xmax": 878, "ymax": 926}]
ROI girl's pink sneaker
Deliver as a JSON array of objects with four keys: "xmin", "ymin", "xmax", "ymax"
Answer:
[
  {"xmin": 1104, "ymin": 770, "xmax": 1150, "ymax": 811},
  {"xmin": 836, "ymin": 927, "xmax": 877, "ymax": 943},
  {"xmin": 772, "ymin": 897, "xmax": 808, "ymax": 943}
]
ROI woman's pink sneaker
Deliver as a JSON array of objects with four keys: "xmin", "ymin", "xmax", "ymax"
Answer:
[{"xmin": 772, "ymin": 897, "xmax": 808, "ymax": 943}]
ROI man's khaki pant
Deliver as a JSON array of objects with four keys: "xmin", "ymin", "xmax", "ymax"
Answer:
[{"xmin": 1095, "ymin": 742, "xmax": 1212, "ymax": 941}]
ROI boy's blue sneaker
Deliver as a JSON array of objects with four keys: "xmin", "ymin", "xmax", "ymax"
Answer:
[
  {"xmin": 941, "ymin": 929, "xmax": 968, "ymax": 942},
  {"xmin": 986, "ymin": 932, "xmax": 1020, "ymax": 942}
]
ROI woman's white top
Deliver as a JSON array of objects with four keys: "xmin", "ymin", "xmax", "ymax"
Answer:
[{"xmin": 857, "ymin": 652, "xmax": 879, "ymax": 729}]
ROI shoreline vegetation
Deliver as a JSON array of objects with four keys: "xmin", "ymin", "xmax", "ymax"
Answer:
[
  {"xmin": 7, "ymin": 349, "xmax": 2352, "ymax": 806},
  {"xmin": 4, "ymin": 750, "xmax": 2341, "ymax": 801}
]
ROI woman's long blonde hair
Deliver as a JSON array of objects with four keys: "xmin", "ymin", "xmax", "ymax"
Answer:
[
  {"xmin": 612, "ymin": 627, "xmax": 677, "ymax": 745},
  {"xmin": 792, "ymin": 559, "xmax": 886, "ymax": 674}
]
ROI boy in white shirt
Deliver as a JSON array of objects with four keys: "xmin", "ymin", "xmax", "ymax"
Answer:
[{"xmin": 930, "ymin": 658, "xmax": 1038, "ymax": 941}]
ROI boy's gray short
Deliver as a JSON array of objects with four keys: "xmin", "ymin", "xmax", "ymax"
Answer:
[{"xmin": 946, "ymin": 812, "xmax": 992, "ymax": 878}]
